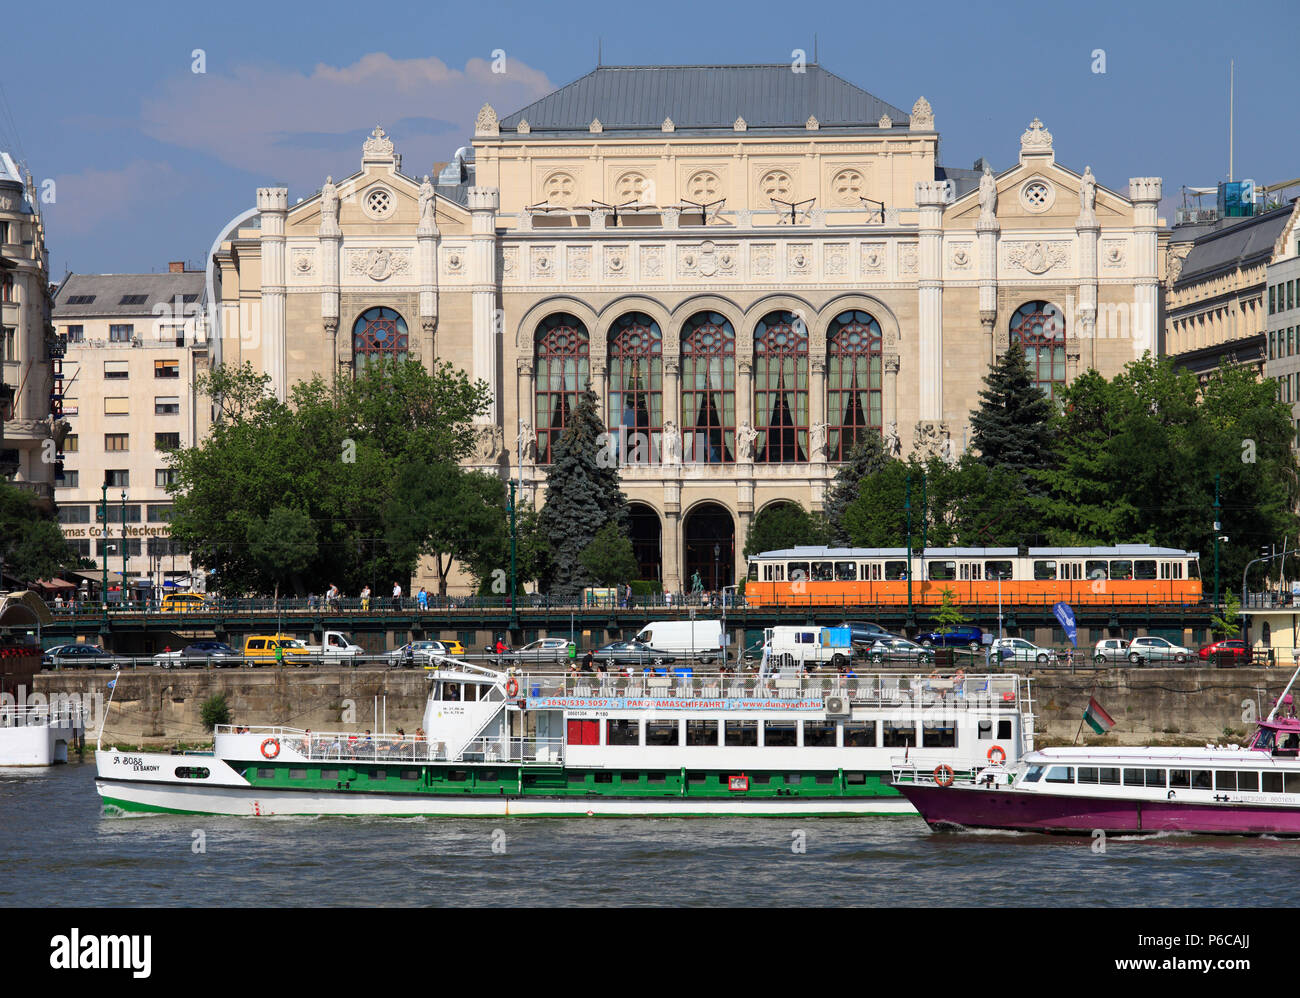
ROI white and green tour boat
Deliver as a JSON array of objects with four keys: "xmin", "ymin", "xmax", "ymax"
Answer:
[{"xmin": 96, "ymin": 661, "xmax": 1035, "ymax": 817}]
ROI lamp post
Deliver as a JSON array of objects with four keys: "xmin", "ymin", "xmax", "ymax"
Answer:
[
  {"xmin": 905, "ymin": 473, "xmax": 913, "ymax": 629},
  {"xmin": 1213, "ymin": 474, "xmax": 1221, "ymax": 610},
  {"xmin": 713, "ymin": 542, "xmax": 720, "ymax": 594},
  {"xmin": 120, "ymin": 490, "xmax": 128, "ymax": 609},
  {"xmin": 99, "ymin": 481, "xmax": 108, "ymax": 617}
]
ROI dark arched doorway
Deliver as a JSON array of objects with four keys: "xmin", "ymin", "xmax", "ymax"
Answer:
[
  {"xmin": 683, "ymin": 502, "xmax": 735, "ymax": 593},
  {"xmin": 628, "ymin": 503, "xmax": 662, "ymax": 583}
]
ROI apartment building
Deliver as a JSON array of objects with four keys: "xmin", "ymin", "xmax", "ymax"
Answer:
[{"xmin": 1263, "ymin": 200, "xmax": 1300, "ymax": 447}]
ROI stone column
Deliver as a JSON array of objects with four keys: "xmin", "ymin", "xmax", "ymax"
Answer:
[
  {"xmin": 914, "ymin": 181, "xmax": 949, "ymax": 423},
  {"xmin": 468, "ymin": 186, "xmax": 501, "ymax": 424},
  {"xmin": 1129, "ymin": 177, "xmax": 1163, "ymax": 360},
  {"xmin": 517, "ymin": 358, "xmax": 534, "ymax": 466},
  {"xmin": 257, "ymin": 186, "xmax": 288, "ymax": 401},
  {"xmin": 662, "ymin": 359, "xmax": 680, "ymax": 458},
  {"xmin": 1076, "ymin": 195, "xmax": 1099, "ymax": 373},
  {"xmin": 736, "ymin": 359, "xmax": 753, "ymax": 434},
  {"xmin": 663, "ymin": 491, "xmax": 682, "ymax": 593},
  {"xmin": 591, "ymin": 362, "xmax": 608, "ymax": 427},
  {"xmin": 417, "ymin": 179, "xmax": 440, "ymax": 358},
  {"xmin": 883, "ymin": 353, "xmax": 901, "ymax": 453},
  {"xmin": 318, "ymin": 179, "xmax": 342, "ymax": 385},
  {"xmin": 810, "ymin": 357, "xmax": 827, "ymax": 467},
  {"xmin": 977, "ymin": 208, "xmax": 1000, "ymax": 365}
]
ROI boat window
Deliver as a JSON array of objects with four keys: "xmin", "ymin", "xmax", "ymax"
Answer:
[
  {"xmin": 1169, "ymin": 769, "xmax": 1191, "ymax": 788},
  {"xmin": 1134, "ymin": 560, "xmax": 1157, "ymax": 580},
  {"xmin": 1022, "ymin": 765, "xmax": 1045, "ymax": 783},
  {"xmin": 1286, "ymin": 773, "xmax": 1300, "ymax": 794},
  {"xmin": 1045, "ymin": 766, "xmax": 1074, "ymax": 783},
  {"xmin": 480, "ymin": 770, "xmax": 498, "ymax": 782},
  {"xmin": 815, "ymin": 774, "xmax": 835, "ymax": 784},
  {"xmin": 1076, "ymin": 767, "xmax": 1099, "ymax": 784},
  {"xmin": 447, "ymin": 770, "xmax": 468, "ymax": 782},
  {"xmin": 1099, "ymin": 768, "xmax": 1120, "ymax": 785},
  {"xmin": 1145, "ymin": 769, "xmax": 1166, "ymax": 787},
  {"xmin": 646, "ymin": 772, "xmax": 666, "ymax": 784},
  {"xmin": 811, "ymin": 561, "xmax": 834, "ymax": 582},
  {"xmin": 846, "ymin": 772, "xmax": 867, "ymax": 785},
  {"xmin": 834, "ymin": 561, "xmax": 857, "ymax": 581},
  {"xmin": 922, "ymin": 722, "xmax": 956, "ymax": 748},
  {"xmin": 784, "ymin": 774, "xmax": 802, "ymax": 785},
  {"xmin": 567, "ymin": 772, "xmax": 589, "ymax": 786},
  {"xmin": 175, "ymin": 767, "xmax": 210, "ymax": 779},
  {"xmin": 1236, "ymin": 771, "xmax": 1259, "ymax": 792},
  {"xmin": 998, "ymin": 720, "xmax": 1013, "ymax": 740},
  {"xmin": 1033, "ymin": 560, "xmax": 1057, "ymax": 580},
  {"xmin": 607, "ymin": 720, "xmax": 640, "ymax": 746},
  {"xmin": 288, "ymin": 769, "xmax": 307, "ymax": 780},
  {"xmin": 257, "ymin": 768, "xmax": 275, "ymax": 779},
  {"xmin": 1215, "ymin": 771, "xmax": 1237, "ymax": 791},
  {"xmin": 645, "ymin": 720, "xmax": 679, "ymax": 746},
  {"xmin": 1192, "ymin": 770, "xmax": 1213, "ymax": 789},
  {"xmin": 882, "ymin": 721, "xmax": 917, "ymax": 748},
  {"xmin": 978, "ymin": 720, "xmax": 993, "ymax": 739},
  {"xmin": 985, "ymin": 561, "xmax": 1013, "ymax": 581},
  {"xmin": 686, "ymin": 720, "xmax": 718, "ymax": 746},
  {"xmin": 929, "ymin": 561, "xmax": 957, "ymax": 581},
  {"xmin": 321, "ymin": 769, "xmax": 339, "ymax": 780},
  {"xmin": 884, "ymin": 561, "xmax": 908, "ymax": 581},
  {"xmin": 1086, "ymin": 560, "xmax": 1108, "ymax": 580},
  {"xmin": 751, "ymin": 774, "xmax": 771, "ymax": 785},
  {"xmin": 841, "ymin": 721, "xmax": 876, "ymax": 747},
  {"xmin": 1123, "ymin": 768, "xmax": 1145, "ymax": 787},
  {"xmin": 1263, "ymin": 772, "xmax": 1283, "ymax": 793},
  {"xmin": 594, "ymin": 772, "xmax": 613, "ymax": 784},
  {"xmin": 725, "ymin": 720, "xmax": 758, "ymax": 747},
  {"xmin": 764, "ymin": 721, "xmax": 798, "ymax": 747},
  {"xmin": 787, "ymin": 562, "xmax": 810, "ymax": 581},
  {"xmin": 620, "ymin": 772, "xmax": 640, "ymax": 784},
  {"xmin": 1255, "ymin": 729, "xmax": 1276, "ymax": 751},
  {"xmin": 803, "ymin": 721, "xmax": 837, "ymax": 747}
]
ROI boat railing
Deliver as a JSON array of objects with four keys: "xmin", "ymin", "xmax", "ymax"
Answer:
[
  {"xmin": 516, "ymin": 672, "xmax": 1024, "ymax": 710},
  {"xmin": 891, "ymin": 763, "xmax": 983, "ymax": 787},
  {"xmin": 215, "ymin": 725, "xmax": 564, "ymax": 765},
  {"xmin": 0, "ymin": 704, "xmax": 86, "ymax": 729}
]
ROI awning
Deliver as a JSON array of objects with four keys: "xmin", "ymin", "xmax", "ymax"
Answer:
[{"xmin": 30, "ymin": 578, "xmax": 76, "ymax": 590}]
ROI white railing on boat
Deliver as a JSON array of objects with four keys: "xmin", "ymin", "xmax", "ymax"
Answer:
[
  {"xmin": 215, "ymin": 726, "xmax": 564, "ymax": 765},
  {"xmin": 0, "ymin": 705, "xmax": 86, "ymax": 729}
]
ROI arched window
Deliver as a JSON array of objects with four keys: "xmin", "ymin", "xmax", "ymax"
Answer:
[
  {"xmin": 607, "ymin": 312, "xmax": 662, "ymax": 465},
  {"xmin": 1010, "ymin": 301, "xmax": 1066, "ymax": 399},
  {"xmin": 534, "ymin": 313, "xmax": 589, "ymax": 464},
  {"xmin": 352, "ymin": 307, "xmax": 408, "ymax": 372},
  {"xmin": 754, "ymin": 310, "xmax": 808, "ymax": 463},
  {"xmin": 827, "ymin": 310, "xmax": 883, "ymax": 461},
  {"xmin": 681, "ymin": 312, "xmax": 735, "ymax": 464}
]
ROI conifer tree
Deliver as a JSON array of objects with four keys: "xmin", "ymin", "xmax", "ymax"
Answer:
[
  {"xmin": 822, "ymin": 432, "xmax": 893, "ymax": 545},
  {"xmin": 969, "ymin": 341, "xmax": 1055, "ymax": 490},
  {"xmin": 537, "ymin": 389, "xmax": 629, "ymax": 598}
]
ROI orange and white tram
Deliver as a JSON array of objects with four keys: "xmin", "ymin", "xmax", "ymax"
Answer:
[{"xmin": 743, "ymin": 545, "xmax": 1202, "ymax": 607}]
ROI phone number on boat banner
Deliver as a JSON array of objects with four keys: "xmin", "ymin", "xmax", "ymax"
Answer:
[{"xmin": 525, "ymin": 697, "xmax": 825, "ymax": 711}]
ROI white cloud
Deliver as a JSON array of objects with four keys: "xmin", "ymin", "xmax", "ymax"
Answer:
[{"xmin": 47, "ymin": 159, "xmax": 183, "ymax": 235}]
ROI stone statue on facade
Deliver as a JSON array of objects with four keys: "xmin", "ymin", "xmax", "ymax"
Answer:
[
  {"xmin": 809, "ymin": 421, "xmax": 829, "ymax": 461},
  {"xmin": 884, "ymin": 421, "xmax": 902, "ymax": 457},
  {"xmin": 912, "ymin": 420, "xmax": 951, "ymax": 462},
  {"xmin": 320, "ymin": 175, "xmax": 338, "ymax": 226},
  {"xmin": 418, "ymin": 174, "xmax": 435, "ymax": 227},
  {"xmin": 736, "ymin": 420, "xmax": 758, "ymax": 462},
  {"xmin": 978, "ymin": 165, "xmax": 997, "ymax": 223},
  {"xmin": 518, "ymin": 421, "xmax": 536, "ymax": 462},
  {"xmin": 1078, "ymin": 165, "xmax": 1097, "ymax": 225},
  {"xmin": 473, "ymin": 424, "xmax": 504, "ymax": 463},
  {"xmin": 661, "ymin": 420, "xmax": 682, "ymax": 465}
]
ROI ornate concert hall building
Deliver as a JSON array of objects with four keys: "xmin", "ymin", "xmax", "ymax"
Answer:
[{"xmin": 210, "ymin": 63, "xmax": 1166, "ymax": 593}]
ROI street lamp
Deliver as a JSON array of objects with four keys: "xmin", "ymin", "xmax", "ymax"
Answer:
[
  {"xmin": 121, "ymin": 490, "xmax": 128, "ymax": 608},
  {"xmin": 1213, "ymin": 474, "xmax": 1221, "ymax": 609},
  {"xmin": 713, "ymin": 542, "xmax": 721, "ymax": 593}
]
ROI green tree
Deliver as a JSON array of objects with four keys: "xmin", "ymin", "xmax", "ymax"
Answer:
[
  {"xmin": 199, "ymin": 693, "xmax": 231, "ymax": 732},
  {"xmin": 822, "ymin": 432, "xmax": 892, "ymax": 545},
  {"xmin": 537, "ymin": 389, "xmax": 628, "ymax": 598},
  {"xmin": 931, "ymin": 586, "xmax": 970, "ymax": 635},
  {"xmin": 841, "ymin": 460, "xmax": 914, "ymax": 547},
  {"xmin": 969, "ymin": 341, "xmax": 1055, "ymax": 490},
  {"xmin": 579, "ymin": 521, "xmax": 639, "ymax": 586},
  {"xmin": 1211, "ymin": 587, "xmax": 1241, "ymax": 639},
  {"xmin": 0, "ymin": 483, "xmax": 82, "ymax": 584},
  {"xmin": 246, "ymin": 507, "xmax": 318, "ymax": 597},
  {"xmin": 743, "ymin": 501, "xmax": 825, "ymax": 558}
]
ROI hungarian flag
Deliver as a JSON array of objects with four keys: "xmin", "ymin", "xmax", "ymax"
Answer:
[{"xmin": 1083, "ymin": 696, "xmax": 1114, "ymax": 735}]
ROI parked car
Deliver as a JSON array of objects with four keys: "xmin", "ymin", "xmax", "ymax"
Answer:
[
  {"xmin": 497, "ymin": 638, "xmax": 573, "ymax": 664},
  {"xmin": 917, "ymin": 625, "xmax": 985, "ymax": 651},
  {"xmin": 839, "ymin": 620, "xmax": 892, "ymax": 646},
  {"xmin": 159, "ymin": 592, "xmax": 206, "ymax": 613},
  {"xmin": 592, "ymin": 640, "xmax": 677, "ymax": 667},
  {"xmin": 387, "ymin": 640, "xmax": 449, "ymax": 668},
  {"xmin": 43, "ymin": 644, "xmax": 114, "ymax": 668},
  {"xmin": 153, "ymin": 641, "xmax": 241, "ymax": 668},
  {"xmin": 444, "ymin": 640, "xmax": 466, "ymax": 655},
  {"xmin": 1093, "ymin": 638, "xmax": 1130, "ymax": 664},
  {"xmin": 1127, "ymin": 636, "xmax": 1193, "ymax": 665},
  {"xmin": 865, "ymin": 636, "xmax": 934, "ymax": 665},
  {"xmin": 1198, "ymin": 639, "xmax": 1249, "ymax": 664},
  {"xmin": 243, "ymin": 634, "xmax": 312, "ymax": 665},
  {"xmin": 987, "ymin": 637, "xmax": 1057, "ymax": 665}
]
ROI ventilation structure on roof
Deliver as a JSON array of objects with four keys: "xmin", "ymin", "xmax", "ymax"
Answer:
[
  {"xmin": 119, "ymin": 294, "xmax": 148, "ymax": 306},
  {"xmin": 66, "ymin": 295, "xmax": 96, "ymax": 305}
]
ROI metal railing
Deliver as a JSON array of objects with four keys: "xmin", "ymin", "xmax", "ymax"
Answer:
[
  {"xmin": 216, "ymin": 726, "xmax": 564, "ymax": 764},
  {"xmin": 0, "ymin": 704, "xmax": 86, "ymax": 729}
]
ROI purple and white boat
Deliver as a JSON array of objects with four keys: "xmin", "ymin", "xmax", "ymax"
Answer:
[{"xmin": 895, "ymin": 671, "xmax": 1300, "ymax": 837}]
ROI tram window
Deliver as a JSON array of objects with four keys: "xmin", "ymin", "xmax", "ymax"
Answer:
[
  {"xmin": 764, "ymin": 721, "xmax": 798, "ymax": 747},
  {"xmin": 846, "ymin": 772, "xmax": 867, "ymax": 785},
  {"xmin": 1215, "ymin": 771, "xmax": 1237, "ymax": 791},
  {"xmin": 1192, "ymin": 770, "xmax": 1213, "ymax": 789},
  {"xmin": 1099, "ymin": 768, "xmax": 1121, "ymax": 785},
  {"xmin": 834, "ymin": 561, "xmax": 857, "ymax": 581},
  {"xmin": 607, "ymin": 719, "xmax": 640, "ymax": 746},
  {"xmin": 929, "ymin": 561, "xmax": 957, "ymax": 581},
  {"xmin": 1022, "ymin": 765, "xmax": 1045, "ymax": 783},
  {"xmin": 998, "ymin": 719, "xmax": 1012, "ymax": 740},
  {"xmin": 1123, "ymin": 768, "xmax": 1145, "ymax": 786},
  {"xmin": 748, "ymin": 563, "xmax": 759, "ymax": 581},
  {"xmin": 882, "ymin": 721, "xmax": 917, "ymax": 747},
  {"xmin": 763, "ymin": 563, "xmax": 784, "ymax": 582},
  {"xmin": 1237, "ymin": 771, "xmax": 1259, "ymax": 791},
  {"xmin": 1033, "ymin": 560, "xmax": 1057, "ymax": 580},
  {"xmin": 645, "ymin": 720, "xmax": 679, "ymax": 746},
  {"xmin": 884, "ymin": 561, "xmax": 908, "ymax": 581},
  {"xmin": 862, "ymin": 562, "xmax": 882, "ymax": 581},
  {"xmin": 1077, "ymin": 767, "xmax": 1099, "ymax": 784},
  {"xmin": 811, "ymin": 562, "xmax": 834, "ymax": 581},
  {"xmin": 725, "ymin": 720, "xmax": 758, "ymax": 747},
  {"xmin": 1045, "ymin": 766, "xmax": 1074, "ymax": 783},
  {"xmin": 1173, "ymin": 562, "xmax": 1183, "ymax": 579},
  {"xmin": 1063, "ymin": 563, "xmax": 1082, "ymax": 580},
  {"xmin": 985, "ymin": 561, "xmax": 1013, "ymax": 581},
  {"xmin": 1134, "ymin": 560, "xmax": 1157, "ymax": 580},
  {"xmin": 1188, "ymin": 561, "xmax": 1200, "ymax": 580},
  {"xmin": 787, "ymin": 562, "xmax": 810, "ymax": 581},
  {"xmin": 1263, "ymin": 772, "xmax": 1283, "ymax": 793},
  {"xmin": 978, "ymin": 720, "xmax": 992, "ymax": 739},
  {"xmin": 686, "ymin": 720, "xmax": 718, "ymax": 746},
  {"xmin": 922, "ymin": 722, "xmax": 956, "ymax": 748},
  {"xmin": 803, "ymin": 721, "xmax": 837, "ymax": 746},
  {"xmin": 1169, "ymin": 770, "xmax": 1190, "ymax": 788},
  {"xmin": 841, "ymin": 721, "xmax": 876, "ymax": 747},
  {"xmin": 1086, "ymin": 560, "xmax": 1108, "ymax": 580},
  {"xmin": 1287, "ymin": 773, "xmax": 1300, "ymax": 794},
  {"xmin": 1110, "ymin": 560, "xmax": 1134, "ymax": 581},
  {"xmin": 1145, "ymin": 769, "xmax": 1166, "ymax": 787}
]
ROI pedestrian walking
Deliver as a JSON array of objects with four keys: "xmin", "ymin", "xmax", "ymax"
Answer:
[
  {"xmin": 417, "ymin": 587, "xmax": 429, "ymax": 611},
  {"xmin": 360, "ymin": 585, "xmax": 371, "ymax": 611},
  {"xmin": 391, "ymin": 581, "xmax": 402, "ymax": 611}
]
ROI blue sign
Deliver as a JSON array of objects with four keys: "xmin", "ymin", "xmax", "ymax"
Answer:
[{"xmin": 1052, "ymin": 602, "xmax": 1078, "ymax": 647}]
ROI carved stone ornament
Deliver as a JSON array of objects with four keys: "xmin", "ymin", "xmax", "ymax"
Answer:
[
  {"xmin": 884, "ymin": 420, "xmax": 902, "ymax": 457},
  {"xmin": 900, "ymin": 244, "xmax": 919, "ymax": 274},
  {"xmin": 661, "ymin": 420, "xmax": 682, "ymax": 464},
  {"xmin": 806, "ymin": 114, "xmax": 820, "ymax": 130},
  {"xmin": 603, "ymin": 245, "xmax": 627, "ymax": 278},
  {"xmin": 589, "ymin": 118, "xmax": 603, "ymax": 133},
  {"xmin": 517, "ymin": 118, "xmax": 531, "ymax": 134},
  {"xmin": 519, "ymin": 422, "xmax": 537, "ymax": 462},
  {"xmin": 292, "ymin": 249, "xmax": 316, "ymax": 276},
  {"xmin": 473, "ymin": 424, "xmax": 504, "ymax": 463},
  {"xmin": 475, "ymin": 104, "xmax": 499, "ymax": 137},
  {"xmin": 417, "ymin": 175, "xmax": 436, "ymax": 231},
  {"xmin": 878, "ymin": 114, "xmax": 892, "ymax": 129},
  {"xmin": 752, "ymin": 244, "xmax": 775, "ymax": 277},
  {"xmin": 662, "ymin": 117, "xmax": 675, "ymax": 132},
  {"xmin": 809, "ymin": 421, "xmax": 829, "ymax": 461},
  {"xmin": 862, "ymin": 243, "xmax": 886, "ymax": 274},
  {"xmin": 909, "ymin": 97, "xmax": 934, "ymax": 130},
  {"xmin": 950, "ymin": 244, "xmax": 972, "ymax": 270},
  {"xmin": 735, "ymin": 421, "xmax": 758, "ymax": 463},
  {"xmin": 320, "ymin": 175, "xmax": 339, "ymax": 226},
  {"xmin": 1103, "ymin": 240, "xmax": 1126, "ymax": 269},
  {"xmin": 912, "ymin": 420, "xmax": 951, "ymax": 461},
  {"xmin": 1006, "ymin": 240, "xmax": 1069, "ymax": 275},
  {"xmin": 978, "ymin": 165, "xmax": 997, "ymax": 223},
  {"xmin": 347, "ymin": 247, "xmax": 412, "ymax": 281},
  {"xmin": 363, "ymin": 125, "xmax": 394, "ymax": 159},
  {"xmin": 641, "ymin": 245, "xmax": 664, "ymax": 278},
  {"xmin": 568, "ymin": 245, "xmax": 591, "ymax": 280},
  {"xmin": 1020, "ymin": 117, "xmax": 1053, "ymax": 153},
  {"xmin": 680, "ymin": 240, "xmax": 735, "ymax": 278},
  {"xmin": 733, "ymin": 116, "xmax": 747, "ymax": 132}
]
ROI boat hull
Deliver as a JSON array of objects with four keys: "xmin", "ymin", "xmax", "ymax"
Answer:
[
  {"xmin": 97, "ymin": 778, "xmax": 915, "ymax": 818},
  {"xmin": 0, "ymin": 724, "xmax": 81, "ymax": 766},
  {"xmin": 896, "ymin": 782, "xmax": 1300, "ymax": 836}
]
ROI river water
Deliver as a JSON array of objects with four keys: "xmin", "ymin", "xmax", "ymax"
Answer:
[{"xmin": 3, "ymin": 763, "xmax": 1298, "ymax": 908}]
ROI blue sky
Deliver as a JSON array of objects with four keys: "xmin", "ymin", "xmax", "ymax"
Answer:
[{"xmin": 2, "ymin": 0, "xmax": 1296, "ymax": 277}]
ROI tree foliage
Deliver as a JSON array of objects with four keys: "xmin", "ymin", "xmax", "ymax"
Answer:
[
  {"xmin": 932, "ymin": 586, "xmax": 970, "ymax": 635},
  {"xmin": 744, "ymin": 501, "xmax": 826, "ymax": 558},
  {"xmin": 0, "ymin": 482, "xmax": 82, "ymax": 584},
  {"xmin": 969, "ymin": 341, "xmax": 1055, "ymax": 491},
  {"xmin": 823, "ymin": 432, "xmax": 891, "ymax": 545},
  {"xmin": 579, "ymin": 521, "xmax": 639, "ymax": 586}
]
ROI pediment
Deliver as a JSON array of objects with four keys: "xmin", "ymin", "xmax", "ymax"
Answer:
[{"xmin": 944, "ymin": 160, "xmax": 1134, "ymax": 230}]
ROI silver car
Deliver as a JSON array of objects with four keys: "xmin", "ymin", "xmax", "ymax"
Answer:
[
  {"xmin": 1093, "ymin": 638, "xmax": 1130, "ymax": 664},
  {"xmin": 1126, "ymin": 636, "xmax": 1192, "ymax": 665},
  {"xmin": 498, "ymin": 638, "xmax": 574, "ymax": 664}
]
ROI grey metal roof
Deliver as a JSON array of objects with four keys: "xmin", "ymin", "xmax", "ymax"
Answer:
[
  {"xmin": 936, "ymin": 165, "xmax": 983, "ymax": 199},
  {"xmin": 53, "ymin": 272, "xmax": 205, "ymax": 317},
  {"xmin": 756, "ymin": 545, "xmax": 1197, "ymax": 558},
  {"xmin": 0, "ymin": 152, "xmax": 33, "ymax": 215},
  {"xmin": 433, "ymin": 182, "xmax": 471, "ymax": 207},
  {"xmin": 1174, "ymin": 204, "xmax": 1292, "ymax": 287},
  {"xmin": 499, "ymin": 64, "xmax": 910, "ymax": 134}
]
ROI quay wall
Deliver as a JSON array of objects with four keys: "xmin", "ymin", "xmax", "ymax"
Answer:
[{"xmin": 30, "ymin": 667, "xmax": 1288, "ymax": 750}]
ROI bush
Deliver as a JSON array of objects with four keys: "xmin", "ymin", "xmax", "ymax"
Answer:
[
  {"xmin": 629, "ymin": 579, "xmax": 663, "ymax": 597},
  {"xmin": 200, "ymin": 693, "xmax": 231, "ymax": 732}
]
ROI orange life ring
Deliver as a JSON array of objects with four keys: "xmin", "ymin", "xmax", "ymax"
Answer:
[
  {"xmin": 505, "ymin": 677, "xmax": 520, "ymax": 697},
  {"xmin": 934, "ymin": 764, "xmax": 955, "ymax": 787},
  {"xmin": 987, "ymin": 744, "xmax": 1007, "ymax": 765},
  {"xmin": 260, "ymin": 737, "xmax": 280, "ymax": 759}
]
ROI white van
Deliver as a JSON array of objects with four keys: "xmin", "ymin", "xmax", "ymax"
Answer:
[
  {"xmin": 763, "ymin": 625, "xmax": 854, "ymax": 670},
  {"xmin": 635, "ymin": 620, "xmax": 724, "ymax": 664}
]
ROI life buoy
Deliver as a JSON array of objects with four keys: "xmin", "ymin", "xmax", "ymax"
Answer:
[
  {"xmin": 934, "ymin": 764, "xmax": 955, "ymax": 787},
  {"xmin": 505, "ymin": 677, "xmax": 520, "ymax": 697},
  {"xmin": 987, "ymin": 744, "xmax": 1007, "ymax": 765},
  {"xmin": 260, "ymin": 737, "xmax": 280, "ymax": 759}
]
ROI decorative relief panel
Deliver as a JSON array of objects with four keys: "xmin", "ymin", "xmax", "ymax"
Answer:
[
  {"xmin": 684, "ymin": 169, "xmax": 722, "ymax": 202},
  {"xmin": 530, "ymin": 245, "xmax": 556, "ymax": 279},
  {"xmin": 900, "ymin": 242, "xmax": 919, "ymax": 275},
  {"xmin": 567, "ymin": 245, "xmax": 592, "ymax": 280},
  {"xmin": 541, "ymin": 171, "xmax": 578, "ymax": 208},
  {"xmin": 825, "ymin": 243, "xmax": 849, "ymax": 277},
  {"xmin": 751, "ymin": 244, "xmax": 776, "ymax": 277},
  {"xmin": 1005, "ymin": 240, "xmax": 1071, "ymax": 275},
  {"xmin": 502, "ymin": 246, "xmax": 518, "ymax": 277},
  {"xmin": 861, "ymin": 242, "xmax": 887, "ymax": 276},
  {"xmin": 949, "ymin": 242, "xmax": 974, "ymax": 271},
  {"xmin": 640, "ymin": 245, "xmax": 664, "ymax": 279},
  {"xmin": 346, "ymin": 247, "xmax": 413, "ymax": 282},
  {"xmin": 787, "ymin": 243, "xmax": 813, "ymax": 275},
  {"xmin": 603, "ymin": 245, "xmax": 629, "ymax": 279},
  {"xmin": 291, "ymin": 248, "xmax": 316, "ymax": 278},
  {"xmin": 1101, "ymin": 239, "xmax": 1127, "ymax": 269},
  {"xmin": 829, "ymin": 167, "xmax": 866, "ymax": 206},
  {"xmin": 758, "ymin": 167, "xmax": 795, "ymax": 202},
  {"xmin": 441, "ymin": 246, "xmax": 465, "ymax": 275},
  {"xmin": 678, "ymin": 240, "xmax": 737, "ymax": 279}
]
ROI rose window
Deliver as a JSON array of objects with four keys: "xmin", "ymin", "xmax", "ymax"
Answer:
[
  {"xmin": 364, "ymin": 188, "xmax": 394, "ymax": 218},
  {"xmin": 544, "ymin": 173, "xmax": 577, "ymax": 207},
  {"xmin": 761, "ymin": 169, "xmax": 792, "ymax": 200}
]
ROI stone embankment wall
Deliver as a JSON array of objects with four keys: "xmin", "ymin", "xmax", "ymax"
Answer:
[{"xmin": 32, "ymin": 667, "xmax": 1291, "ymax": 749}]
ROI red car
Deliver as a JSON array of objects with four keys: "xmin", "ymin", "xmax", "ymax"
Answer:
[{"xmin": 1198, "ymin": 640, "xmax": 1248, "ymax": 663}]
